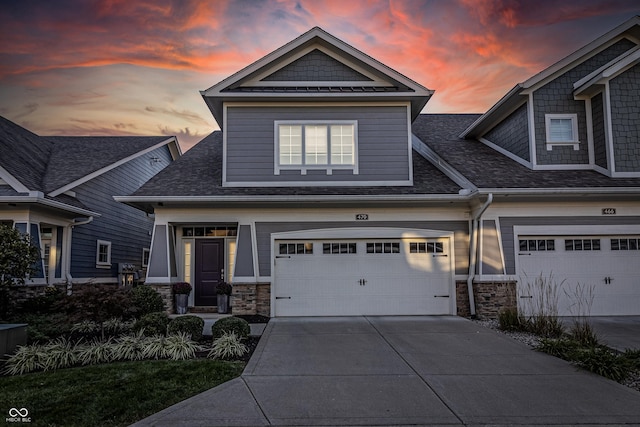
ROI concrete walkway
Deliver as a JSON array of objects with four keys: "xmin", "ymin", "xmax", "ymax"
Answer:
[{"xmin": 133, "ymin": 316, "xmax": 640, "ymax": 426}]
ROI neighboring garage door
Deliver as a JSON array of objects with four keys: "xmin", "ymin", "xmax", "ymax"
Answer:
[
  {"xmin": 517, "ymin": 235, "xmax": 640, "ymax": 316},
  {"xmin": 273, "ymin": 237, "xmax": 453, "ymax": 316}
]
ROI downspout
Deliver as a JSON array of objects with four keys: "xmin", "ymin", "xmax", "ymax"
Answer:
[
  {"xmin": 467, "ymin": 194, "xmax": 493, "ymax": 318},
  {"xmin": 64, "ymin": 216, "xmax": 94, "ymax": 294}
]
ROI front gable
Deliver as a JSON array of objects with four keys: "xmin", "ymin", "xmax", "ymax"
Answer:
[{"xmin": 202, "ymin": 27, "xmax": 434, "ymax": 188}]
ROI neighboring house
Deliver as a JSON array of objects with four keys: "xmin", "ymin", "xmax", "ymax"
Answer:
[
  {"xmin": 0, "ymin": 116, "xmax": 181, "ymax": 289},
  {"xmin": 118, "ymin": 18, "xmax": 640, "ymax": 318}
]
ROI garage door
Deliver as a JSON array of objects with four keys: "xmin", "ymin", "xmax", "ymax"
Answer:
[
  {"xmin": 273, "ymin": 238, "xmax": 453, "ymax": 316},
  {"xmin": 517, "ymin": 235, "xmax": 640, "ymax": 316}
]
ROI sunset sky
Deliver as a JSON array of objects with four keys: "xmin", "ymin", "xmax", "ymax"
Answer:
[{"xmin": 0, "ymin": 1, "xmax": 638, "ymax": 151}]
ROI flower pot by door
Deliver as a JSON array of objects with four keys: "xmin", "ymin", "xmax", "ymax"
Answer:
[
  {"xmin": 217, "ymin": 294, "xmax": 228, "ymax": 314},
  {"xmin": 175, "ymin": 294, "xmax": 189, "ymax": 314}
]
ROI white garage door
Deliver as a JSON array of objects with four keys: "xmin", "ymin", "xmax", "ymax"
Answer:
[
  {"xmin": 517, "ymin": 235, "xmax": 640, "ymax": 316},
  {"xmin": 273, "ymin": 238, "xmax": 453, "ymax": 316}
]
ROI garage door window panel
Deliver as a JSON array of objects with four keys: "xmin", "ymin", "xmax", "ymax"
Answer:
[
  {"xmin": 279, "ymin": 242, "xmax": 313, "ymax": 255},
  {"xmin": 323, "ymin": 242, "xmax": 357, "ymax": 254},
  {"xmin": 366, "ymin": 242, "xmax": 400, "ymax": 254},
  {"xmin": 519, "ymin": 239, "xmax": 555, "ymax": 252},
  {"xmin": 611, "ymin": 238, "xmax": 640, "ymax": 251},
  {"xmin": 565, "ymin": 239, "xmax": 600, "ymax": 251}
]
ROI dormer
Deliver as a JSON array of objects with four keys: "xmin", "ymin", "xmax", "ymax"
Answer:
[
  {"xmin": 460, "ymin": 16, "xmax": 640, "ymax": 178},
  {"xmin": 200, "ymin": 27, "xmax": 434, "ymax": 187}
]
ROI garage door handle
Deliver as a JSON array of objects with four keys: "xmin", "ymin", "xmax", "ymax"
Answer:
[
  {"xmin": 434, "ymin": 295, "xmax": 450, "ymax": 298},
  {"xmin": 276, "ymin": 296, "xmax": 291, "ymax": 300},
  {"xmin": 276, "ymin": 255, "xmax": 291, "ymax": 259},
  {"xmin": 520, "ymin": 295, "xmax": 533, "ymax": 299},
  {"xmin": 432, "ymin": 254, "xmax": 448, "ymax": 257}
]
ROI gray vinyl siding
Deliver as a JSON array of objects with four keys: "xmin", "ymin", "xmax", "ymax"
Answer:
[
  {"xmin": 225, "ymin": 106, "xmax": 410, "ymax": 184},
  {"xmin": 234, "ymin": 225, "xmax": 255, "ymax": 277},
  {"xmin": 499, "ymin": 216, "xmax": 640, "ymax": 274},
  {"xmin": 592, "ymin": 92, "xmax": 608, "ymax": 169},
  {"xmin": 483, "ymin": 103, "xmax": 530, "ymax": 162},
  {"xmin": 148, "ymin": 225, "xmax": 169, "ymax": 278},
  {"xmin": 481, "ymin": 220, "xmax": 504, "ymax": 275},
  {"xmin": 262, "ymin": 49, "xmax": 372, "ymax": 81},
  {"xmin": 70, "ymin": 146, "xmax": 173, "ymax": 278},
  {"xmin": 533, "ymin": 38, "xmax": 636, "ymax": 166},
  {"xmin": 609, "ymin": 63, "xmax": 640, "ymax": 172},
  {"xmin": 255, "ymin": 221, "xmax": 470, "ymax": 276}
]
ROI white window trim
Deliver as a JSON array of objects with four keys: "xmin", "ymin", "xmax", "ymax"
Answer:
[
  {"xmin": 96, "ymin": 240, "xmax": 112, "ymax": 268},
  {"xmin": 142, "ymin": 248, "xmax": 150, "ymax": 268},
  {"xmin": 274, "ymin": 120, "xmax": 358, "ymax": 175},
  {"xmin": 545, "ymin": 113, "xmax": 580, "ymax": 150}
]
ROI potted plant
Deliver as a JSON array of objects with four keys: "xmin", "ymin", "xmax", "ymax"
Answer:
[
  {"xmin": 216, "ymin": 282, "xmax": 232, "ymax": 314},
  {"xmin": 172, "ymin": 282, "xmax": 192, "ymax": 314}
]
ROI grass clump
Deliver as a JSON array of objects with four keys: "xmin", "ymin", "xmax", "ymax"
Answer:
[
  {"xmin": 211, "ymin": 316, "xmax": 250, "ymax": 340},
  {"xmin": 208, "ymin": 332, "xmax": 248, "ymax": 360}
]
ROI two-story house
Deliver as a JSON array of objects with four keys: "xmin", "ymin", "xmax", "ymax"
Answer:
[
  {"xmin": 0, "ymin": 116, "xmax": 181, "ymax": 292},
  {"xmin": 119, "ymin": 18, "xmax": 640, "ymax": 318}
]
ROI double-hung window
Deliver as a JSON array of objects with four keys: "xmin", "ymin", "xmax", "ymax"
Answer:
[
  {"xmin": 545, "ymin": 114, "xmax": 579, "ymax": 150},
  {"xmin": 275, "ymin": 121, "xmax": 357, "ymax": 175},
  {"xmin": 96, "ymin": 240, "xmax": 112, "ymax": 268}
]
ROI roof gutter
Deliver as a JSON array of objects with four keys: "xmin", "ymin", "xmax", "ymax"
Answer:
[{"xmin": 467, "ymin": 193, "xmax": 493, "ymax": 318}]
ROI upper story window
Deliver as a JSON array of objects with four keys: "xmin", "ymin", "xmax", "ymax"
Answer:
[
  {"xmin": 275, "ymin": 121, "xmax": 357, "ymax": 175},
  {"xmin": 545, "ymin": 114, "xmax": 579, "ymax": 150}
]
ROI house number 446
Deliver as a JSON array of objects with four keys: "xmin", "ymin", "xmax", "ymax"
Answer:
[{"xmin": 602, "ymin": 208, "xmax": 616, "ymax": 215}]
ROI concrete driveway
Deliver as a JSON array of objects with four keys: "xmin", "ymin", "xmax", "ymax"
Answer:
[{"xmin": 133, "ymin": 316, "xmax": 640, "ymax": 426}]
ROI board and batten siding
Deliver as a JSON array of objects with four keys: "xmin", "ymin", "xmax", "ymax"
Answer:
[
  {"xmin": 224, "ymin": 105, "xmax": 411, "ymax": 184},
  {"xmin": 499, "ymin": 216, "xmax": 640, "ymax": 274},
  {"xmin": 255, "ymin": 221, "xmax": 470, "ymax": 277},
  {"xmin": 70, "ymin": 145, "xmax": 173, "ymax": 279}
]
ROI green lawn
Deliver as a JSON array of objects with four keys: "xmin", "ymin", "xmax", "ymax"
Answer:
[{"xmin": 1, "ymin": 359, "xmax": 245, "ymax": 427}]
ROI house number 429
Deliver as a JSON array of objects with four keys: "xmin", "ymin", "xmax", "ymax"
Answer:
[{"xmin": 355, "ymin": 214, "xmax": 369, "ymax": 220}]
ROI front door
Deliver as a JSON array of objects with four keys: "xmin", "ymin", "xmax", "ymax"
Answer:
[{"xmin": 195, "ymin": 239, "xmax": 224, "ymax": 306}]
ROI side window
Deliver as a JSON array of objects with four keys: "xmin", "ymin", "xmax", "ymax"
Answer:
[
  {"xmin": 545, "ymin": 114, "xmax": 579, "ymax": 150},
  {"xmin": 96, "ymin": 240, "xmax": 112, "ymax": 267}
]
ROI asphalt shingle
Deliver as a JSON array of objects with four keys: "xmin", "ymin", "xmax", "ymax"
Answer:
[
  {"xmin": 132, "ymin": 131, "xmax": 462, "ymax": 197},
  {"xmin": 412, "ymin": 114, "xmax": 640, "ymax": 189}
]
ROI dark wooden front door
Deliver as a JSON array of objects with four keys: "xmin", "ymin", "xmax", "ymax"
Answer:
[{"xmin": 195, "ymin": 239, "xmax": 224, "ymax": 306}]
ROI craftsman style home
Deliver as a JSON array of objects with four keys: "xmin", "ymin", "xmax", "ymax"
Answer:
[
  {"xmin": 119, "ymin": 17, "xmax": 640, "ymax": 318},
  {"xmin": 0, "ymin": 117, "xmax": 180, "ymax": 289}
]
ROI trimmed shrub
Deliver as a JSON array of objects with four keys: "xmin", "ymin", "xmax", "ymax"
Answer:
[
  {"xmin": 134, "ymin": 312, "xmax": 169, "ymax": 336},
  {"xmin": 211, "ymin": 316, "xmax": 250, "ymax": 340},
  {"xmin": 208, "ymin": 332, "xmax": 248, "ymax": 360},
  {"xmin": 168, "ymin": 316, "xmax": 204, "ymax": 341},
  {"xmin": 131, "ymin": 285, "xmax": 165, "ymax": 317}
]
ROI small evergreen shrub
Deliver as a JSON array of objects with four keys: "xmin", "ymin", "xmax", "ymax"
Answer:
[
  {"xmin": 168, "ymin": 316, "xmax": 204, "ymax": 341},
  {"xmin": 134, "ymin": 312, "xmax": 169, "ymax": 336},
  {"xmin": 211, "ymin": 316, "xmax": 250, "ymax": 340},
  {"xmin": 208, "ymin": 332, "xmax": 248, "ymax": 360},
  {"xmin": 131, "ymin": 286, "xmax": 165, "ymax": 317}
]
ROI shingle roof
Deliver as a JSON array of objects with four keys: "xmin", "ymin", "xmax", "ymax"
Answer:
[
  {"xmin": 131, "ymin": 131, "xmax": 462, "ymax": 197},
  {"xmin": 43, "ymin": 136, "xmax": 169, "ymax": 192},
  {"xmin": 412, "ymin": 114, "xmax": 640, "ymax": 189},
  {"xmin": 0, "ymin": 116, "xmax": 53, "ymax": 191}
]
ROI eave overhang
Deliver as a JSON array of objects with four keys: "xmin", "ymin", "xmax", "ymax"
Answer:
[
  {"xmin": 0, "ymin": 192, "xmax": 100, "ymax": 217},
  {"xmin": 115, "ymin": 193, "xmax": 474, "ymax": 214}
]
